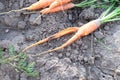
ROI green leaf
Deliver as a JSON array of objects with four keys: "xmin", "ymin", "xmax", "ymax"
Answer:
[
  {"xmin": 0, "ymin": 48, "xmax": 3, "ymax": 59},
  {"xmin": 9, "ymin": 45, "xmax": 16, "ymax": 56},
  {"xmin": 26, "ymin": 71, "xmax": 39, "ymax": 77},
  {"xmin": 18, "ymin": 52, "xmax": 27, "ymax": 59},
  {"xmin": 26, "ymin": 62, "xmax": 36, "ymax": 73},
  {"xmin": 18, "ymin": 59, "xmax": 28, "ymax": 67}
]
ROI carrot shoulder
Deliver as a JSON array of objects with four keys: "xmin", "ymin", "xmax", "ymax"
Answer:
[
  {"xmin": 40, "ymin": 3, "xmax": 75, "ymax": 14},
  {"xmin": 49, "ymin": 0, "xmax": 72, "ymax": 9},
  {"xmin": 36, "ymin": 19, "xmax": 101, "ymax": 56}
]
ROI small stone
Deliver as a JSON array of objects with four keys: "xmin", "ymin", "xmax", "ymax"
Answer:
[
  {"xmin": 5, "ymin": 29, "xmax": 9, "ymax": 33},
  {"xmin": 29, "ymin": 14, "xmax": 41, "ymax": 25},
  {"xmin": 18, "ymin": 21, "xmax": 26, "ymax": 29},
  {"xmin": 94, "ymin": 31, "xmax": 104, "ymax": 39},
  {"xmin": 73, "ymin": 50, "xmax": 79, "ymax": 55},
  {"xmin": 68, "ymin": 14, "xmax": 73, "ymax": 21},
  {"xmin": 0, "ymin": 2, "xmax": 4, "ymax": 10},
  {"xmin": 66, "ymin": 52, "xmax": 71, "ymax": 57},
  {"xmin": 104, "ymin": 26, "xmax": 110, "ymax": 31},
  {"xmin": 58, "ymin": 53, "xmax": 63, "ymax": 58}
]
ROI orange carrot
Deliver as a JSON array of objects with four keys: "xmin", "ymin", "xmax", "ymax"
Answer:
[
  {"xmin": 49, "ymin": 0, "xmax": 72, "ymax": 9},
  {"xmin": 33, "ymin": 19, "xmax": 101, "ymax": 56},
  {"xmin": 40, "ymin": 3, "xmax": 75, "ymax": 14},
  {"xmin": 25, "ymin": 0, "xmax": 55, "ymax": 10},
  {"xmin": 0, "ymin": 0, "xmax": 55, "ymax": 15},
  {"xmin": 22, "ymin": 27, "xmax": 79, "ymax": 52}
]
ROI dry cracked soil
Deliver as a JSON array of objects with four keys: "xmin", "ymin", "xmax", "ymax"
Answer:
[{"xmin": 0, "ymin": 0, "xmax": 120, "ymax": 80}]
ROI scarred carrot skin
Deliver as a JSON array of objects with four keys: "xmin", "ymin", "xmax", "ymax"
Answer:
[
  {"xmin": 37, "ymin": 19, "xmax": 101, "ymax": 55},
  {"xmin": 49, "ymin": 0, "xmax": 72, "ymax": 9},
  {"xmin": 25, "ymin": 0, "xmax": 55, "ymax": 10},
  {"xmin": 22, "ymin": 27, "xmax": 79, "ymax": 52},
  {"xmin": 40, "ymin": 3, "xmax": 75, "ymax": 14}
]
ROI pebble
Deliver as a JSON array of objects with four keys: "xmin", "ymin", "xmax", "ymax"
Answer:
[
  {"xmin": 104, "ymin": 26, "xmax": 110, "ymax": 31},
  {"xmin": 5, "ymin": 29, "xmax": 9, "ymax": 33},
  {"xmin": 29, "ymin": 14, "xmax": 41, "ymax": 25},
  {"xmin": 58, "ymin": 53, "xmax": 63, "ymax": 58},
  {"xmin": 94, "ymin": 31, "xmax": 104, "ymax": 39},
  {"xmin": 72, "ymin": 50, "xmax": 79, "ymax": 55},
  {"xmin": 18, "ymin": 21, "xmax": 26, "ymax": 29},
  {"xmin": 0, "ymin": 2, "xmax": 4, "ymax": 10},
  {"xmin": 66, "ymin": 52, "xmax": 71, "ymax": 57},
  {"xmin": 4, "ymin": 15, "xmax": 19, "ymax": 27},
  {"xmin": 68, "ymin": 14, "xmax": 73, "ymax": 21},
  {"xmin": 115, "ymin": 66, "xmax": 120, "ymax": 75}
]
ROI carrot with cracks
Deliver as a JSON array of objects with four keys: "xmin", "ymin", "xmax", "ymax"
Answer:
[
  {"xmin": 22, "ymin": 4, "xmax": 120, "ymax": 57},
  {"xmin": 40, "ymin": 0, "xmax": 96, "ymax": 14}
]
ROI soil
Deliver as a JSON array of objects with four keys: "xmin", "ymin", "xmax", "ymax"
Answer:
[{"xmin": 0, "ymin": 0, "xmax": 120, "ymax": 80}]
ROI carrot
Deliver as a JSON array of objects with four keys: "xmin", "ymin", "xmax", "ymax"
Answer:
[
  {"xmin": 40, "ymin": 3, "xmax": 75, "ymax": 14},
  {"xmin": 22, "ymin": 27, "xmax": 79, "ymax": 52},
  {"xmin": 40, "ymin": 0, "xmax": 96, "ymax": 14},
  {"xmin": 49, "ymin": 0, "xmax": 72, "ymax": 9},
  {"xmin": 34, "ymin": 19, "xmax": 101, "ymax": 56},
  {"xmin": 25, "ymin": 0, "xmax": 55, "ymax": 11},
  {"xmin": 0, "ymin": 0, "xmax": 55, "ymax": 15}
]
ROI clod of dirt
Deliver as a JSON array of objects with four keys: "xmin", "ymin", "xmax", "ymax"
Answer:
[
  {"xmin": 0, "ymin": 40, "xmax": 13, "ymax": 49},
  {"xmin": 112, "ymin": 30, "xmax": 120, "ymax": 51},
  {"xmin": 115, "ymin": 65, "xmax": 120, "ymax": 75},
  {"xmin": 29, "ymin": 14, "xmax": 41, "ymax": 25},
  {"xmin": 94, "ymin": 31, "xmax": 104, "ymax": 39},
  {"xmin": 17, "ymin": 21, "xmax": 26, "ymax": 29},
  {"xmin": 79, "ymin": 7, "xmax": 95, "ymax": 20},
  {"xmin": 25, "ymin": 30, "xmax": 40, "ymax": 41},
  {"xmin": 40, "ymin": 57, "xmax": 86, "ymax": 80},
  {"xmin": 0, "ymin": 2, "xmax": 4, "ymax": 10},
  {"xmin": 4, "ymin": 75, "xmax": 11, "ymax": 80},
  {"xmin": 99, "ymin": 73, "xmax": 114, "ymax": 80},
  {"xmin": 3, "ymin": 15, "xmax": 19, "ymax": 27},
  {"xmin": 20, "ymin": 73, "xmax": 27, "ymax": 80},
  {"xmin": 104, "ymin": 26, "xmax": 110, "ymax": 31}
]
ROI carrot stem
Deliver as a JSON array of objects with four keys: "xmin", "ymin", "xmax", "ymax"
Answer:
[{"xmin": 75, "ymin": 0, "xmax": 96, "ymax": 8}]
